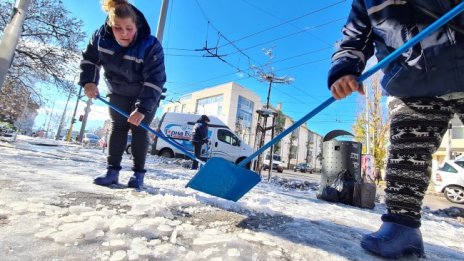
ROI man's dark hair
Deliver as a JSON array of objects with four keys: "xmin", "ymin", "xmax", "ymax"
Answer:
[{"xmin": 200, "ymin": 115, "xmax": 210, "ymax": 122}]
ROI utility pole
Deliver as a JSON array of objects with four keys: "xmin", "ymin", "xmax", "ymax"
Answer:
[
  {"xmin": 252, "ymin": 48, "xmax": 293, "ymax": 177},
  {"xmin": 365, "ymin": 85, "xmax": 370, "ymax": 155},
  {"xmin": 66, "ymin": 86, "xmax": 82, "ymax": 142},
  {"xmin": 156, "ymin": 0, "xmax": 169, "ymax": 43},
  {"xmin": 45, "ymin": 99, "xmax": 56, "ymax": 139},
  {"xmin": 55, "ymin": 88, "xmax": 73, "ymax": 140},
  {"xmin": 446, "ymin": 123, "xmax": 452, "ymax": 160},
  {"xmin": 78, "ymin": 98, "xmax": 92, "ymax": 142},
  {"xmin": 0, "ymin": 0, "xmax": 31, "ymax": 90}
]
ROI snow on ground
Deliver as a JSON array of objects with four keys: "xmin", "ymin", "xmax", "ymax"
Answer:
[{"xmin": 0, "ymin": 135, "xmax": 463, "ymax": 261}]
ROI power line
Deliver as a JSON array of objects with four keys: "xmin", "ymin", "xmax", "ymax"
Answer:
[
  {"xmin": 217, "ymin": 0, "xmax": 347, "ymax": 49},
  {"xmin": 224, "ymin": 17, "xmax": 346, "ymax": 57}
]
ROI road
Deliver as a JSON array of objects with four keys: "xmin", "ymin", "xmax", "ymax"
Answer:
[{"xmin": 264, "ymin": 169, "xmax": 463, "ymax": 211}]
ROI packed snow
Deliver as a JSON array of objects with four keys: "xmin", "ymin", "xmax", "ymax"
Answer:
[{"xmin": 0, "ymin": 136, "xmax": 463, "ymax": 261}]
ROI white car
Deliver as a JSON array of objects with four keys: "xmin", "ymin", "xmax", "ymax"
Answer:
[{"xmin": 433, "ymin": 158, "xmax": 464, "ymax": 204}]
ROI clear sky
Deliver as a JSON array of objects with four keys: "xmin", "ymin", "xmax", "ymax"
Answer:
[{"xmin": 35, "ymin": 0, "xmax": 367, "ymax": 137}]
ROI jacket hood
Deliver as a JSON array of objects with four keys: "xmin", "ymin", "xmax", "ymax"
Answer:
[{"xmin": 102, "ymin": 4, "xmax": 151, "ymax": 43}]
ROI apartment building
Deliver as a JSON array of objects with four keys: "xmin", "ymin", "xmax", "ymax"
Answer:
[
  {"xmin": 432, "ymin": 115, "xmax": 464, "ymax": 169},
  {"xmin": 162, "ymin": 82, "xmax": 323, "ymax": 169}
]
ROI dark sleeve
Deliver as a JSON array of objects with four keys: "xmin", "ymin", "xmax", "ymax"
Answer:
[
  {"xmin": 327, "ymin": 0, "xmax": 375, "ymax": 88},
  {"xmin": 79, "ymin": 30, "xmax": 101, "ymax": 87},
  {"xmin": 201, "ymin": 125, "xmax": 208, "ymax": 141},
  {"xmin": 135, "ymin": 38, "xmax": 167, "ymax": 115}
]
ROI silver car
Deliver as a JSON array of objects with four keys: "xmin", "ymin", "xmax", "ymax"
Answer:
[{"xmin": 433, "ymin": 157, "xmax": 464, "ymax": 204}]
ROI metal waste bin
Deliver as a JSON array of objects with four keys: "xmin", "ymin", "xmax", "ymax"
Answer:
[{"xmin": 319, "ymin": 130, "xmax": 362, "ymax": 190}]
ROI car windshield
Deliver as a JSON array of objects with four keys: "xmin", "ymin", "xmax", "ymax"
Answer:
[{"xmin": 265, "ymin": 155, "xmax": 281, "ymax": 161}]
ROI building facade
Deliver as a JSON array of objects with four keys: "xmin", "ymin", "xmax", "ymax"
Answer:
[{"xmin": 432, "ymin": 114, "xmax": 464, "ymax": 169}]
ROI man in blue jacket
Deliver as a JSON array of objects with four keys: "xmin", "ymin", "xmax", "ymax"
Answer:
[
  {"xmin": 80, "ymin": 0, "xmax": 166, "ymax": 189},
  {"xmin": 328, "ymin": 0, "xmax": 463, "ymax": 258},
  {"xmin": 191, "ymin": 115, "xmax": 210, "ymax": 170}
]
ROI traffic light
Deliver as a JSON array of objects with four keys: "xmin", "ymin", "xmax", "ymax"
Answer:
[
  {"xmin": 72, "ymin": 118, "xmax": 76, "ymax": 124},
  {"xmin": 79, "ymin": 115, "xmax": 84, "ymax": 121}
]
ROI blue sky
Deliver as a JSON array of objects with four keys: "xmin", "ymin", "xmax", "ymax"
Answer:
[{"xmin": 36, "ymin": 0, "xmax": 368, "ymax": 137}]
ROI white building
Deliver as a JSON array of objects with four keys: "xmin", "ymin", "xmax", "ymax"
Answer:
[{"xmin": 162, "ymin": 82, "xmax": 323, "ymax": 170}]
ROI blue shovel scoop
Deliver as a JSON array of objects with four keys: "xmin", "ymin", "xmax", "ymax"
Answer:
[{"xmin": 185, "ymin": 2, "xmax": 464, "ymax": 201}]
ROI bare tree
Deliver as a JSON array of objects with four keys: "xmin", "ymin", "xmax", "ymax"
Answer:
[
  {"xmin": 352, "ymin": 74, "xmax": 390, "ymax": 170},
  {"xmin": 0, "ymin": 0, "xmax": 85, "ymax": 111}
]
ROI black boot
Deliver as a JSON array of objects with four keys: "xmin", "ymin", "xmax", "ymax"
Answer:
[
  {"xmin": 128, "ymin": 171, "xmax": 145, "ymax": 189},
  {"xmin": 94, "ymin": 168, "xmax": 120, "ymax": 186},
  {"xmin": 361, "ymin": 221, "xmax": 425, "ymax": 259}
]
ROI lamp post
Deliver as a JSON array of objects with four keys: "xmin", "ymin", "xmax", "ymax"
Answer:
[{"xmin": 0, "ymin": 0, "xmax": 31, "ymax": 90}]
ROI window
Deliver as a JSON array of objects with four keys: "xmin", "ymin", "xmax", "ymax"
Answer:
[
  {"xmin": 196, "ymin": 95, "xmax": 224, "ymax": 115},
  {"xmin": 217, "ymin": 129, "xmax": 239, "ymax": 146},
  {"xmin": 439, "ymin": 163, "xmax": 458, "ymax": 173},
  {"xmin": 265, "ymin": 154, "xmax": 281, "ymax": 161},
  {"xmin": 452, "ymin": 126, "xmax": 464, "ymax": 139},
  {"xmin": 236, "ymin": 96, "xmax": 254, "ymax": 131},
  {"xmin": 454, "ymin": 161, "xmax": 464, "ymax": 168}
]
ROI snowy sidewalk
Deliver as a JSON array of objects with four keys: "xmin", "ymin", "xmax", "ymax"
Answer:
[{"xmin": 0, "ymin": 136, "xmax": 463, "ymax": 261}]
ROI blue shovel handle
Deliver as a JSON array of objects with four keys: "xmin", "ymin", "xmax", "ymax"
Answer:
[
  {"xmin": 238, "ymin": 1, "xmax": 464, "ymax": 167},
  {"xmin": 96, "ymin": 95, "xmax": 205, "ymax": 165}
]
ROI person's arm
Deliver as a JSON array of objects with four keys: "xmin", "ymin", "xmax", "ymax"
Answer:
[
  {"xmin": 135, "ymin": 38, "xmax": 167, "ymax": 115},
  {"xmin": 201, "ymin": 125, "xmax": 209, "ymax": 144},
  {"xmin": 328, "ymin": 0, "xmax": 375, "ymax": 99},
  {"xmin": 79, "ymin": 29, "xmax": 102, "ymax": 88}
]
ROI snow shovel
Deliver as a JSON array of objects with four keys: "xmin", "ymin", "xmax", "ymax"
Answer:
[
  {"xmin": 96, "ymin": 96, "xmax": 205, "ymax": 166},
  {"xmin": 185, "ymin": 2, "xmax": 464, "ymax": 202}
]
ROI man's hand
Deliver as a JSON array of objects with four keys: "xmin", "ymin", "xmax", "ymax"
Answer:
[
  {"xmin": 330, "ymin": 75, "xmax": 365, "ymax": 100},
  {"xmin": 84, "ymin": 83, "xmax": 99, "ymax": 99},
  {"xmin": 128, "ymin": 110, "xmax": 145, "ymax": 126}
]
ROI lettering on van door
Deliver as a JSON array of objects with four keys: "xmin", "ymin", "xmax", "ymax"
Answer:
[{"xmin": 164, "ymin": 124, "xmax": 192, "ymax": 140}]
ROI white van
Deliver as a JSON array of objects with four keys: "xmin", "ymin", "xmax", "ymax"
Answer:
[
  {"xmin": 151, "ymin": 112, "xmax": 254, "ymax": 168},
  {"xmin": 263, "ymin": 154, "xmax": 284, "ymax": 173}
]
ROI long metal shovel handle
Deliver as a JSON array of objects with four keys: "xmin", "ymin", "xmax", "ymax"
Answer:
[
  {"xmin": 96, "ymin": 95, "xmax": 205, "ymax": 165},
  {"xmin": 238, "ymin": 2, "xmax": 464, "ymax": 168}
]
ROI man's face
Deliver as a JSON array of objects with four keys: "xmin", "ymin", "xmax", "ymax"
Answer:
[{"xmin": 111, "ymin": 17, "xmax": 137, "ymax": 47}]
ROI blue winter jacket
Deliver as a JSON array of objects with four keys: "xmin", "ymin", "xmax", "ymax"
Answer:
[
  {"xmin": 328, "ymin": 0, "xmax": 464, "ymax": 97},
  {"xmin": 191, "ymin": 119, "xmax": 209, "ymax": 144},
  {"xmin": 79, "ymin": 5, "xmax": 166, "ymax": 114}
]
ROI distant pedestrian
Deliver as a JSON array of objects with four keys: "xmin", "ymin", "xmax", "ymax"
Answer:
[
  {"xmin": 80, "ymin": 0, "xmax": 166, "ymax": 189},
  {"xmin": 374, "ymin": 167, "xmax": 381, "ymax": 186},
  {"xmin": 191, "ymin": 115, "xmax": 210, "ymax": 170}
]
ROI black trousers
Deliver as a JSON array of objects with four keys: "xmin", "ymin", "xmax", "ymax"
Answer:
[
  {"xmin": 191, "ymin": 141, "xmax": 202, "ymax": 170},
  {"xmin": 107, "ymin": 94, "xmax": 156, "ymax": 171}
]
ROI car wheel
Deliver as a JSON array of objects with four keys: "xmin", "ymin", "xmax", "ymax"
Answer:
[
  {"xmin": 444, "ymin": 186, "xmax": 464, "ymax": 204},
  {"xmin": 159, "ymin": 148, "xmax": 174, "ymax": 158},
  {"xmin": 126, "ymin": 145, "xmax": 131, "ymax": 154}
]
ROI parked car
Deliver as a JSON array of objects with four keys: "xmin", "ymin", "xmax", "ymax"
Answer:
[
  {"xmin": 293, "ymin": 163, "xmax": 313, "ymax": 173},
  {"xmin": 82, "ymin": 133, "xmax": 100, "ymax": 147},
  {"xmin": 433, "ymin": 158, "xmax": 464, "ymax": 204},
  {"xmin": 263, "ymin": 154, "xmax": 284, "ymax": 173}
]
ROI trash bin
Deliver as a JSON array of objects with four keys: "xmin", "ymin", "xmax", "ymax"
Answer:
[{"xmin": 319, "ymin": 130, "xmax": 362, "ymax": 193}]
